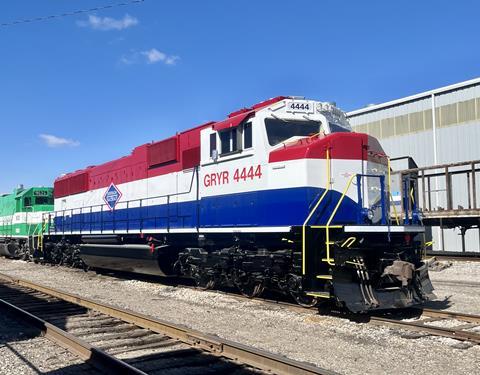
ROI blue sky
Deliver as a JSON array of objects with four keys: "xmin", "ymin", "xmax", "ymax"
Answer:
[{"xmin": 0, "ymin": 0, "xmax": 478, "ymax": 192}]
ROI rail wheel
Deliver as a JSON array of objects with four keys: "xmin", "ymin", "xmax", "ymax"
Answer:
[
  {"xmin": 234, "ymin": 273, "xmax": 264, "ymax": 298},
  {"xmin": 287, "ymin": 274, "xmax": 319, "ymax": 307},
  {"xmin": 192, "ymin": 267, "xmax": 216, "ymax": 290},
  {"xmin": 290, "ymin": 291, "xmax": 319, "ymax": 308}
]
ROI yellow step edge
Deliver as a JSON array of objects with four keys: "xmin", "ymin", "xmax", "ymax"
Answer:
[
  {"xmin": 321, "ymin": 258, "xmax": 336, "ymax": 264},
  {"xmin": 316, "ymin": 275, "xmax": 333, "ymax": 280},
  {"xmin": 306, "ymin": 292, "xmax": 331, "ymax": 298}
]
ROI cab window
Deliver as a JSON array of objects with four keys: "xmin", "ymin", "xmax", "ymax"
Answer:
[
  {"xmin": 220, "ymin": 128, "xmax": 239, "ymax": 155},
  {"xmin": 24, "ymin": 197, "xmax": 32, "ymax": 207},
  {"xmin": 35, "ymin": 196, "xmax": 53, "ymax": 205},
  {"xmin": 329, "ymin": 122, "xmax": 351, "ymax": 133},
  {"xmin": 209, "ymin": 133, "xmax": 217, "ymax": 157},
  {"xmin": 265, "ymin": 118, "xmax": 321, "ymax": 146},
  {"xmin": 244, "ymin": 122, "xmax": 252, "ymax": 149}
]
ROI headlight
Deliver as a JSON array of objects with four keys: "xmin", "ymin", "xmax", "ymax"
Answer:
[
  {"xmin": 413, "ymin": 210, "xmax": 423, "ymax": 223},
  {"xmin": 361, "ymin": 208, "xmax": 375, "ymax": 223}
]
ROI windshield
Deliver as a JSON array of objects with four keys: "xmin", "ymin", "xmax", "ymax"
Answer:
[
  {"xmin": 329, "ymin": 122, "xmax": 351, "ymax": 133},
  {"xmin": 265, "ymin": 118, "xmax": 322, "ymax": 146}
]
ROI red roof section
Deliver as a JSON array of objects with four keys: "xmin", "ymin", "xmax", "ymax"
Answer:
[{"xmin": 213, "ymin": 110, "xmax": 255, "ymax": 131}]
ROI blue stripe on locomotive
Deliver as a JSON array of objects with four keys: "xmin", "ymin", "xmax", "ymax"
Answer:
[{"xmin": 53, "ymin": 187, "xmax": 361, "ymax": 232}]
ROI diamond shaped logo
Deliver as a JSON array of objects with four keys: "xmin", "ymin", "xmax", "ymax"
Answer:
[{"xmin": 103, "ymin": 183, "xmax": 122, "ymax": 211}]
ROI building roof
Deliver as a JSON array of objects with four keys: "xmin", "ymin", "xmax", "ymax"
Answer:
[{"xmin": 348, "ymin": 77, "xmax": 480, "ymax": 117}]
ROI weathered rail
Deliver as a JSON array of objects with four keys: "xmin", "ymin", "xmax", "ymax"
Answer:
[
  {"xmin": 176, "ymin": 282, "xmax": 480, "ymax": 345},
  {"xmin": 0, "ymin": 272, "xmax": 335, "ymax": 375},
  {"xmin": 179, "ymin": 283, "xmax": 480, "ymax": 345},
  {"xmin": 425, "ymin": 251, "xmax": 480, "ymax": 262},
  {"xmin": 369, "ymin": 309, "xmax": 480, "ymax": 344}
]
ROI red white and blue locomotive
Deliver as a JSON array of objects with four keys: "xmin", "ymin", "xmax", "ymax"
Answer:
[{"xmin": 44, "ymin": 96, "xmax": 434, "ymax": 312}]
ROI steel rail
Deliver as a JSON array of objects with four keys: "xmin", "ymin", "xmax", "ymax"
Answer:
[
  {"xmin": 426, "ymin": 254, "xmax": 480, "ymax": 262},
  {"xmin": 177, "ymin": 284, "xmax": 480, "ymax": 345},
  {"xmin": 368, "ymin": 315, "xmax": 480, "ymax": 344},
  {"xmin": 0, "ymin": 272, "xmax": 335, "ymax": 375},
  {"xmin": 0, "ymin": 296, "xmax": 147, "ymax": 374},
  {"xmin": 181, "ymin": 284, "xmax": 480, "ymax": 345},
  {"xmin": 416, "ymin": 308, "xmax": 480, "ymax": 324}
]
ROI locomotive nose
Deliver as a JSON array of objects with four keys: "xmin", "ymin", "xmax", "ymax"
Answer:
[
  {"xmin": 305, "ymin": 132, "xmax": 387, "ymax": 164},
  {"xmin": 269, "ymin": 132, "xmax": 376, "ymax": 163}
]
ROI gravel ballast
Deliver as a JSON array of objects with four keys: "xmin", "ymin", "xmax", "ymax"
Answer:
[
  {"xmin": 426, "ymin": 261, "xmax": 480, "ymax": 314},
  {"xmin": 0, "ymin": 258, "xmax": 479, "ymax": 375}
]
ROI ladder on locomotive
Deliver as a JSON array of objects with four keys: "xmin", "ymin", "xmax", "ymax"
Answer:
[
  {"xmin": 31, "ymin": 221, "xmax": 47, "ymax": 253},
  {"xmin": 301, "ymin": 149, "xmax": 395, "ymax": 299}
]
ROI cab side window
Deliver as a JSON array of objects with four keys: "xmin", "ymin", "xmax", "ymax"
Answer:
[
  {"xmin": 209, "ymin": 133, "xmax": 217, "ymax": 157},
  {"xmin": 218, "ymin": 122, "xmax": 252, "ymax": 156},
  {"xmin": 24, "ymin": 197, "xmax": 32, "ymax": 207},
  {"xmin": 35, "ymin": 196, "xmax": 53, "ymax": 205},
  {"xmin": 220, "ymin": 128, "xmax": 239, "ymax": 155},
  {"xmin": 243, "ymin": 122, "xmax": 252, "ymax": 149}
]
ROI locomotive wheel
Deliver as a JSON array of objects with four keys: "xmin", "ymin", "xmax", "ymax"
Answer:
[
  {"xmin": 192, "ymin": 267, "xmax": 216, "ymax": 290},
  {"xmin": 290, "ymin": 292, "xmax": 319, "ymax": 308},
  {"xmin": 195, "ymin": 277, "xmax": 215, "ymax": 290},
  {"xmin": 235, "ymin": 279, "xmax": 265, "ymax": 298}
]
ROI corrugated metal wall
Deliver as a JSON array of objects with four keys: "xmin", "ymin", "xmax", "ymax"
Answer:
[{"xmin": 347, "ymin": 81, "xmax": 480, "ymax": 252}]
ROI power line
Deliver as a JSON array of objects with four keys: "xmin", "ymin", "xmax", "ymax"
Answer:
[{"xmin": 0, "ymin": 0, "xmax": 145, "ymax": 27}]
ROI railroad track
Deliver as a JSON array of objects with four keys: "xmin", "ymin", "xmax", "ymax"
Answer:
[
  {"xmin": 429, "ymin": 255, "xmax": 480, "ymax": 262},
  {"xmin": 181, "ymin": 285, "xmax": 480, "ymax": 346},
  {"xmin": 0, "ymin": 273, "xmax": 335, "ymax": 375},
  {"xmin": 368, "ymin": 308, "xmax": 480, "ymax": 344},
  {"xmin": 125, "ymin": 274, "xmax": 480, "ymax": 346},
  {"xmin": 425, "ymin": 251, "xmax": 480, "ymax": 262},
  {"xmin": 1, "ymin": 263, "xmax": 479, "ymax": 369}
]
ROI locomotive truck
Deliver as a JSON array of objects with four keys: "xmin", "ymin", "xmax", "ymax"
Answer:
[{"xmin": 1, "ymin": 96, "xmax": 435, "ymax": 312}]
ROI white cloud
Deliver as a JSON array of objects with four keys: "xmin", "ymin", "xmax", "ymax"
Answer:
[
  {"xmin": 119, "ymin": 54, "xmax": 135, "ymax": 65},
  {"xmin": 140, "ymin": 48, "xmax": 180, "ymax": 65},
  {"xmin": 77, "ymin": 14, "xmax": 138, "ymax": 31},
  {"xmin": 142, "ymin": 49, "xmax": 166, "ymax": 63},
  {"xmin": 39, "ymin": 134, "xmax": 80, "ymax": 148},
  {"xmin": 119, "ymin": 48, "xmax": 180, "ymax": 66},
  {"xmin": 165, "ymin": 55, "xmax": 180, "ymax": 65}
]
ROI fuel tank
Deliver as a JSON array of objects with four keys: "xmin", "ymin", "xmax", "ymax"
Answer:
[
  {"xmin": 79, "ymin": 236, "xmax": 178, "ymax": 276},
  {"xmin": 0, "ymin": 241, "xmax": 19, "ymax": 257}
]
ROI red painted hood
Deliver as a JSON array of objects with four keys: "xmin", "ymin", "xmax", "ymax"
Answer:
[{"xmin": 268, "ymin": 132, "xmax": 387, "ymax": 164}]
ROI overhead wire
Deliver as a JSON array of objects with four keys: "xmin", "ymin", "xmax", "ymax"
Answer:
[{"xmin": 0, "ymin": 0, "xmax": 144, "ymax": 27}]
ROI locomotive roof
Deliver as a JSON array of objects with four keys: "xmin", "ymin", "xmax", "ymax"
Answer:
[{"xmin": 55, "ymin": 96, "xmax": 288, "ymax": 183}]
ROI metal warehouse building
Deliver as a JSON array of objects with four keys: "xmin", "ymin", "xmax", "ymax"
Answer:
[{"xmin": 347, "ymin": 77, "xmax": 480, "ymax": 252}]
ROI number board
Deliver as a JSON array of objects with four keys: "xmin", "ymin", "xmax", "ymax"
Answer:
[
  {"xmin": 34, "ymin": 191, "xmax": 49, "ymax": 196},
  {"xmin": 285, "ymin": 100, "xmax": 314, "ymax": 114}
]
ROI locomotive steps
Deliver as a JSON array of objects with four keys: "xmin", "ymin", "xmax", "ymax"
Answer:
[{"xmin": 0, "ymin": 272, "xmax": 335, "ymax": 375}]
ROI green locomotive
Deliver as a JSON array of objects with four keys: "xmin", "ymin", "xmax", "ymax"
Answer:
[{"xmin": 0, "ymin": 185, "xmax": 53, "ymax": 258}]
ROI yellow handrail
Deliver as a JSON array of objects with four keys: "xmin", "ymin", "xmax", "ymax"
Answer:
[
  {"xmin": 341, "ymin": 237, "xmax": 356, "ymax": 248},
  {"xmin": 387, "ymin": 157, "xmax": 391, "ymax": 200},
  {"xmin": 39, "ymin": 220, "xmax": 48, "ymax": 252},
  {"xmin": 326, "ymin": 174, "xmax": 356, "ymax": 227},
  {"xmin": 409, "ymin": 187, "xmax": 415, "ymax": 205},
  {"xmin": 323, "ymin": 173, "xmax": 357, "ymax": 265},
  {"xmin": 387, "ymin": 157, "xmax": 401, "ymax": 225},
  {"xmin": 302, "ymin": 149, "xmax": 330, "ymax": 275},
  {"xmin": 389, "ymin": 192, "xmax": 400, "ymax": 225}
]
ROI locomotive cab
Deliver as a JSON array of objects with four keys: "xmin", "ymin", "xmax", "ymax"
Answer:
[{"xmin": 199, "ymin": 97, "xmax": 434, "ymax": 311}]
